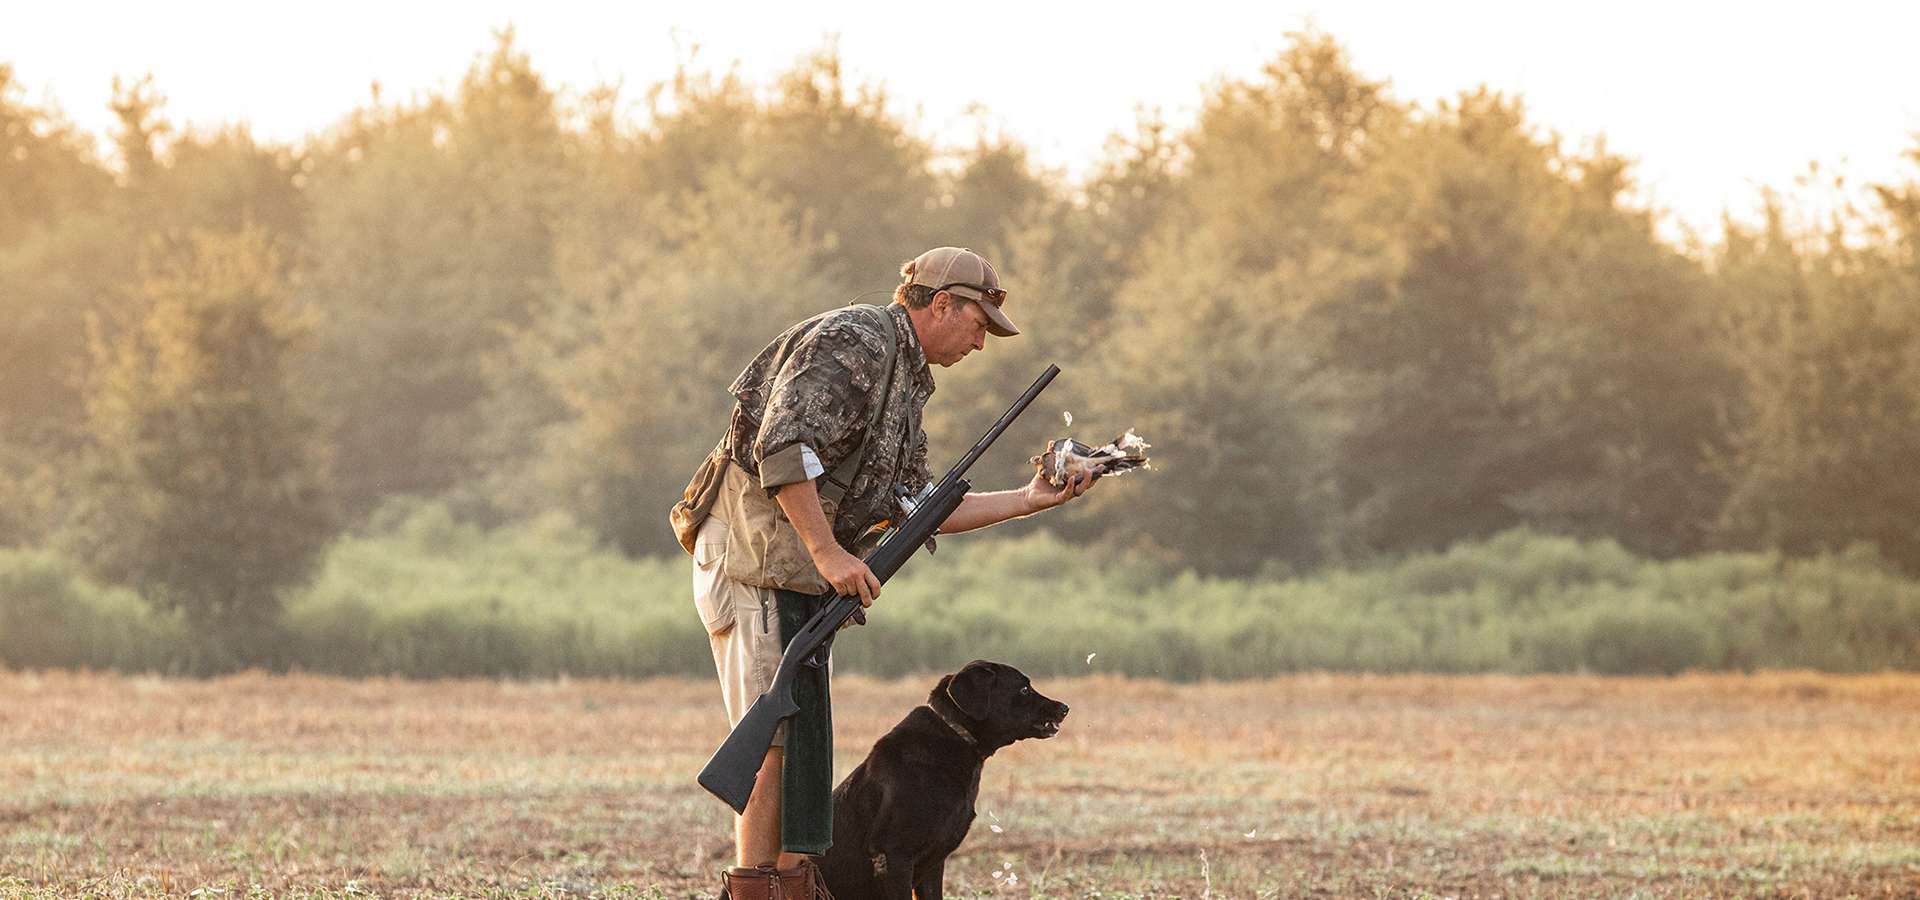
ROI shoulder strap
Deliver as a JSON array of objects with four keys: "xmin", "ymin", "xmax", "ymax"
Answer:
[{"xmin": 818, "ymin": 304, "xmax": 898, "ymax": 506}]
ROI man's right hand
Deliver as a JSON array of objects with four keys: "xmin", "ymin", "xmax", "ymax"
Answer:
[{"xmin": 817, "ymin": 544, "xmax": 882, "ymax": 607}]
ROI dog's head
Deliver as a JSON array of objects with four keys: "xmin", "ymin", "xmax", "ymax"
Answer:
[{"xmin": 930, "ymin": 660, "xmax": 1069, "ymax": 747}]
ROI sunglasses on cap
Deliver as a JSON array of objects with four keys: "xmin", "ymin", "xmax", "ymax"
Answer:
[{"xmin": 935, "ymin": 282, "xmax": 1008, "ymax": 306}]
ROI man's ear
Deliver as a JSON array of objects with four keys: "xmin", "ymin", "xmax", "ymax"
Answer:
[{"xmin": 946, "ymin": 662, "xmax": 994, "ymax": 719}]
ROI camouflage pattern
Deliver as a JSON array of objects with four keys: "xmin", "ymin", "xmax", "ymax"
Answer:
[{"xmin": 724, "ymin": 303, "xmax": 934, "ymax": 550}]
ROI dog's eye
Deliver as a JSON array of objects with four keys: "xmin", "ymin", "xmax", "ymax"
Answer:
[{"xmin": 1019, "ymin": 685, "xmax": 1032, "ymax": 695}]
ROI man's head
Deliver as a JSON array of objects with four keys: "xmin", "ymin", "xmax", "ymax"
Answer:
[{"xmin": 895, "ymin": 247, "xmax": 1019, "ymax": 367}]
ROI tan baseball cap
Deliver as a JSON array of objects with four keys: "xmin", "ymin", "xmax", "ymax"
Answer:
[{"xmin": 905, "ymin": 246, "xmax": 1019, "ymax": 337}]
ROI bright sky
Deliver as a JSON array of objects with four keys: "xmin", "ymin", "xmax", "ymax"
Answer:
[{"xmin": 7, "ymin": 0, "xmax": 1918, "ymax": 241}]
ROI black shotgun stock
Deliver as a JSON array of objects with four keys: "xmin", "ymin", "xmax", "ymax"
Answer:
[{"xmin": 697, "ymin": 364, "xmax": 1060, "ymax": 812}]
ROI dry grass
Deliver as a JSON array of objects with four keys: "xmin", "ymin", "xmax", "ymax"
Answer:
[{"xmin": 2, "ymin": 670, "xmax": 1917, "ymax": 898}]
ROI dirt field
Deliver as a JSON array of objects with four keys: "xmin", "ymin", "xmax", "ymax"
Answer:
[{"xmin": 1, "ymin": 670, "xmax": 1916, "ymax": 898}]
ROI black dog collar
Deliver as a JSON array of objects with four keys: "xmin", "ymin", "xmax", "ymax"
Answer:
[{"xmin": 930, "ymin": 702, "xmax": 980, "ymax": 750}]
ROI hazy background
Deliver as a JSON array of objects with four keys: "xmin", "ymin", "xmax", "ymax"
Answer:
[
  {"xmin": 3, "ymin": 7, "xmax": 1919, "ymax": 677},
  {"xmin": 11, "ymin": 1, "xmax": 1920, "ymax": 242}
]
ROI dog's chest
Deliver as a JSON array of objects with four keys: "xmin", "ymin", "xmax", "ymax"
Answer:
[{"xmin": 928, "ymin": 766, "xmax": 984, "ymax": 848}]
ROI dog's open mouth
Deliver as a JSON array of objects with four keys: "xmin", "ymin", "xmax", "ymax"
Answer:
[{"xmin": 1034, "ymin": 718, "xmax": 1063, "ymax": 738}]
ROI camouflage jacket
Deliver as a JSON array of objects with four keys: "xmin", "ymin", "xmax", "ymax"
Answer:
[{"xmin": 724, "ymin": 302, "xmax": 935, "ymax": 550}]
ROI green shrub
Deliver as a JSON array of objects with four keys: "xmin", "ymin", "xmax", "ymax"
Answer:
[
  {"xmin": 7, "ymin": 516, "xmax": 1919, "ymax": 678},
  {"xmin": 1577, "ymin": 599, "xmax": 1716, "ymax": 675},
  {"xmin": 275, "ymin": 509, "xmax": 698, "ymax": 678},
  {"xmin": 0, "ymin": 550, "xmax": 185, "ymax": 671}
]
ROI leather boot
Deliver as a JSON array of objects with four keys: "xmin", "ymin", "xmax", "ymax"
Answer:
[
  {"xmin": 778, "ymin": 857, "xmax": 833, "ymax": 899},
  {"xmin": 721, "ymin": 865, "xmax": 778, "ymax": 900},
  {"xmin": 721, "ymin": 859, "xmax": 833, "ymax": 900}
]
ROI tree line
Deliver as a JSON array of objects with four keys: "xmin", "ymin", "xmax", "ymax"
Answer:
[{"xmin": 2, "ymin": 31, "xmax": 1917, "ymax": 655}]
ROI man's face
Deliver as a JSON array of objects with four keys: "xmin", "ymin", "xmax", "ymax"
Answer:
[{"xmin": 924, "ymin": 291, "xmax": 993, "ymax": 367}]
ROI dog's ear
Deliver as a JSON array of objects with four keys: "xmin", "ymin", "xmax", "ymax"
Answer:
[{"xmin": 946, "ymin": 662, "xmax": 996, "ymax": 719}]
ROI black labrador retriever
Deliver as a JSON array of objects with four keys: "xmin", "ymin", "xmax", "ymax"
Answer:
[{"xmin": 819, "ymin": 660, "xmax": 1069, "ymax": 900}]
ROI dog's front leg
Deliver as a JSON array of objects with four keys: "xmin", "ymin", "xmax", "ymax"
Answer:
[
  {"xmin": 911, "ymin": 863, "xmax": 945, "ymax": 900},
  {"xmin": 873, "ymin": 862, "xmax": 915, "ymax": 900}
]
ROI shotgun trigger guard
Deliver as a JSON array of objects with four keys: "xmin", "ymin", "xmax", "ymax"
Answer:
[{"xmin": 804, "ymin": 602, "xmax": 864, "ymax": 668}]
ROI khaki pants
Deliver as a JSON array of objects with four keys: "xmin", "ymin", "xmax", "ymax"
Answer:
[{"xmin": 693, "ymin": 516, "xmax": 788, "ymax": 746}]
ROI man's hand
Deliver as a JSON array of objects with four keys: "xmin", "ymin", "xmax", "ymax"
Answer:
[
  {"xmin": 1023, "ymin": 469, "xmax": 1097, "ymax": 512},
  {"xmin": 817, "ymin": 543, "xmax": 882, "ymax": 608}
]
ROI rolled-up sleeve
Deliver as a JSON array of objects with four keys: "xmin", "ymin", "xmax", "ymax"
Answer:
[
  {"xmin": 753, "ymin": 323, "xmax": 880, "ymax": 491},
  {"xmin": 759, "ymin": 442, "xmax": 827, "ymax": 490}
]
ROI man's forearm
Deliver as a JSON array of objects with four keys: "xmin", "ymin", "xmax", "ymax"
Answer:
[
  {"xmin": 780, "ymin": 477, "xmax": 1032, "ymax": 543},
  {"xmin": 773, "ymin": 478, "xmax": 841, "ymax": 557},
  {"xmin": 938, "ymin": 489, "xmax": 1039, "ymax": 535}
]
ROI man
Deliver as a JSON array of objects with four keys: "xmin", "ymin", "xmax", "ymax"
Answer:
[{"xmin": 671, "ymin": 247, "xmax": 1097, "ymax": 896}]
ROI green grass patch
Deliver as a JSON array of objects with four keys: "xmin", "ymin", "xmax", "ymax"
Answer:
[{"xmin": 6, "ymin": 506, "xmax": 1919, "ymax": 677}]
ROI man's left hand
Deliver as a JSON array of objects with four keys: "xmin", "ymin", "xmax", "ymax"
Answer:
[{"xmin": 1024, "ymin": 469, "xmax": 1097, "ymax": 512}]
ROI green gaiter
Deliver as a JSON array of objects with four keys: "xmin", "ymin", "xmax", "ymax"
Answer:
[{"xmin": 773, "ymin": 588, "xmax": 834, "ymax": 855}]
